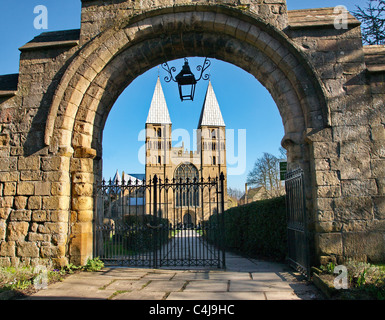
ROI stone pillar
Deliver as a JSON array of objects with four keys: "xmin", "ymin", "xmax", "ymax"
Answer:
[{"xmin": 69, "ymin": 147, "xmax": 97, "ymax": 265}]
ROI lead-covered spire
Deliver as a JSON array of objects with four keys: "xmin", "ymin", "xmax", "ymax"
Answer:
[
  {"xmin": 198, "ymin": 81, "xmax": 225, "ymax": 128},
  {"xmin": 146, "ymin": 77, "xmax": 172, "ymax": 124}
]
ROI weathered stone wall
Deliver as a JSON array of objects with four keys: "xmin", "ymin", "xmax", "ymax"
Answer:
[
  {"xmin": 80, "ymin": 0, "xmax": 288, "ymax": 43},
  {"xmin": 0, "ymin": 1, "xmax": 383, "ymax": 267},
  {"xmin": 287, "ymin": 9, "xmax": 385, "ymax": 264},
  {"xmin": 0, "ymin": 36, "xmax": 80, "ymax": 267}
]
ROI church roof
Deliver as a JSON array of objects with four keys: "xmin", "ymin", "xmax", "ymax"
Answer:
[
  {"xmin": 146, "ymin": 77, "xmax": 172, "ymax": 125},
  {"xmin": 198, "ymin": 81, "xmax": 225, "ymax": 128},
  {"xmin": 112, "ymin": 170, "xmax": 144, "ymax": 185}
]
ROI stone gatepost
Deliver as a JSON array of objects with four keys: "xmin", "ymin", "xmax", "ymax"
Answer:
[{"xmin": 69, "ymin": 147, "xmax": 97, "ymax": 265}]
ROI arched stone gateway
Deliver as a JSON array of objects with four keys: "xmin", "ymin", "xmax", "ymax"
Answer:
[{"xmin": 0, "ymin": 1, "xmax": 384, "ymax": 267}]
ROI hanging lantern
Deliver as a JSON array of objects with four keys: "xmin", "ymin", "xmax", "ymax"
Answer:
[
  {"xmin": 175, "ymin": 59, "xmax": 197, "ymax": 101},
  {"xmin": 161, "ymin": 57, "xmax": 211, "ymax": 102}
]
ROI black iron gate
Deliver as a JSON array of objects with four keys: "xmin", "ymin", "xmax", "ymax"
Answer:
[
  {"xmin": 285, "ymin": 168, "xmax": 310, "ymax": 279},
  {"xmin": 94, "ymin": 173, "xmax": 226, "ymax": 268}
]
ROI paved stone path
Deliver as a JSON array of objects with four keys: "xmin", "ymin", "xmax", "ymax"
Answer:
[{"xmin": 26, "ymin": 251, "xmax": 323, "ymax": 300}]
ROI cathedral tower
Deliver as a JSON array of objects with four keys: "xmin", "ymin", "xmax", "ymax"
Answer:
[
  {"xmin": 197, "ymin": 81, "xmax": 227, "ymax": 181},
  {"xmin": 145, "ymin": 77, "xmax": 172, "ymax": 184}
]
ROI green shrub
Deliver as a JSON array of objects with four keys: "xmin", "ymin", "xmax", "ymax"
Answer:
[
  {"xmin": 207, "ymin": 196, "xmax": 287, "ymax": 261},
  {"xmin": 84, "ymin": 257, "xmax": 104, "ymax": 272}
]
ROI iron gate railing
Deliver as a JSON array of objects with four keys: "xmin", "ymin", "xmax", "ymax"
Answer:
[
  {"xmin": 93, "ymin": 173, "xmax": 226, "ymax": 269},
  {"xmin": 285, "ymin": 168, "xmax": 310, "ymax": 279}
]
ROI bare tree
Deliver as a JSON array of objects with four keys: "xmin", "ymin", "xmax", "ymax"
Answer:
[
  {"xmin": 227, "ymin": 187, "xmax": 243, "ymax": 200},
  {"xmin": 353, "ymin": 0, "xmax": 385, "ymax": 45},
  {"xmin": 246, "ymin": 152, "xmax": 285, "ymax": 199}
]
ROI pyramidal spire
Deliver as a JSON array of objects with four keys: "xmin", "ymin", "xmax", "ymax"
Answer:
[
  {"xmin": 112, "ymin": 170, "xmax": 121, "ymax": 184},
  {"xmin": 198, "ymin": 81, "xmax": 225, "ymax": 128},
  {"xmin": 146, "ymin": 77, "xmax": 172, "ymax": 124}
]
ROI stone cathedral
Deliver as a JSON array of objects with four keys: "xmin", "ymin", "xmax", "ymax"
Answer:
[{"xmin": 145, "ymin": 78, "xmax": 228, "ymax": 224}]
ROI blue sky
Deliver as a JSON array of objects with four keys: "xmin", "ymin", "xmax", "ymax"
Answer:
[{"xmin": 0, "ymin": 1, "xmax": 367, "ymax": 191}]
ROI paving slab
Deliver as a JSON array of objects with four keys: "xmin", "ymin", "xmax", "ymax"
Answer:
[
  {"xmin": 207, "ymin": 271, "xmax": 252, "ymax": 281},
  {"xmin": 167, "ymin": 291, "xmax": 266, "ymax": 300},
  {"xmin": 251, "ymin": 272, "xmax": 285, "ymax": 281},
  {"xmin": 229, "ymin": 280, "xmax": 294, "ymax": 292},
  {"xmin": 25, "ymin": 252, "xmax": 323, "ymax": 300},
  {"xmin": 103, "ymin": 279, "xmax": 150, "ymax": 291},
  {"xmin": 183, "ymin": 280, "xmax": 229, "ymax": 292},
  {"xmin": 141, "ymin": 280, "xmax": 187, "ymax": 292},
  {"xmin": 141, "ymin": 272, "xmax": 176, "ymax": 280},
  {"xmin": 112, "ymin": 291, "xmax": 167, "ymax": 300}
]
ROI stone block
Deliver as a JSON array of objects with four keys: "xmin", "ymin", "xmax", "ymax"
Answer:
[
  {"xmin": 70, "ymin": 158, "xmax": 94, "ymax": 173},
  {"xmin": 0, "ymin": 208, "xmax": 12, "ymax": 220},
  {"xmin": 371, "ymin": 159, "xmax": 385, "ymax": 178},
  {"xmin": 20, "ymin": 171, "xmax": 42, "ymax": 181},
  {"xmin": 316, "ymin": 232, "xmax": 343, "ymax": 255},
  {"xmin": 315, "ymin": 221, "xmax": 342, "ymax": 233},
  {"xmin": 72, "ymin": 196, "xmax": 93, "ymax": 211},
  {"xmin": 18, "ymin": 157, "xmax": 40, "ymax": 171},
  {"xmin": 34, "ymin": 182, "xmax": 51, "ymax": 196},
  {"xmin": 14, "ymin": 196, "xmax": 28, "ymax": 210},
  {"xmin": 68, "ymin": 231, "xmax": 93, "ymax": 265},
  {"xmin": 315, "ymin": 197, "xmax": 334, "ymax": 211},
  {"xmin": 51, "ymin": 182, "xmax": 71, "ymax": 196},
  {"xmin": 40, "ymin": 244, "xmax": 66, "ymax": 259},
  {"xmin": 38, "ymin": 222, "xmax": 68, "ymax": 235},
  {"xmin": 71, "ymin": 221, "xmax": 93, "ymax": 235},
  {"xmin": 3, "ymin": 182, "xmax": 16, "ymax": 196},
  {"xmin": 314, "ymin": 171, "xmax": 340, "ymax": 186},
  {"xmin": 76, "ymin": 210, "xmax": 93, "ymax": 223},
  {"xmin": 371, "ymin": 141, "xmax": 385, "ymax": 158},
  {"xmin": 32, "ymin": 211, "xmax": 48, "ymax": 222},
  {"xmin": 333, "ymin": 125, "xmax": 370, "ymax": 141},
  {"xmin": 1, "ymin": 197, "xmax": 14, "ymax": 208},
  {"xmin": 371, "ymin": 124, "xmax": 385, "ymax": 141},
  {"xmin": 42, "ymin": 196, "xmax": 70, "ymax": 210},
  {"xmin": 374, "ymin": 196, "xmax": 385, "ymax": 219},
  {"xmin": 9, "ymin": 210, "xmax": 31, "ymax": 222},
  {"xmin": 17, "ymin": 182, "xmax": 35, "ymax": 196},
  {"xmin": 334, "ymin": 196, "xmax": 373, "ymax": 222},
  {"xmin": 341, "ymin": 179, "xmax": 378, "ymax": 197},
  {"xmin": 50, "ymin": 211, "xmax": 69, "ymax": 223},
  {"xmin": 312, "ymin": 142, "xmax": 339, "ymax": 159},
  {"xmin": 28, "ymin": 196, "xmax": 42, "ymax": 210},
  {"xmin": 317, "ymin": 185, "xmax": 341, "ymax": 198},
  {"xmin": 0, "ymin": 242, "xmax": 15, "ymax": 257},
  {"xmin": 17, "ymin": 242, "xmax": 39, "ymax": 258},
  {"xmin": 0, "ymin": 158, "xmax": 17, "ymax": 171},
  {"xmin": 339, "ymin": 154, "xmax": 371, "ymax": 179},
  {"xmin": 28, "ymin": 232, "xmax": 50, "ymax": 242},
  {"xmin": 343, "ymin": 232, "xmax": 385, "ymax": 262},
  {"xmin": 316, "ymin": 210, "xmax": 334, "ymax": 222},
  {"xmin": 72, "ymin": 183, "xmax": 93, "ymax": 197},
  {"xmin": 7, "ymin": 222, "xmax": 29, "ymax": 241},
  {"xmin": 41, "ymin": 156, "xmax": 62, "ymax": 171},
  {"xmin": 0, "ymin": 172, "xmax": 19, "ymax": 183}
]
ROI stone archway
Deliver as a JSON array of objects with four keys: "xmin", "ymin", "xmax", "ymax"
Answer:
[
  {"xmin": 46, "ymin": 5, "xmax": 327, "ymax": 265},
  {"xmin": 1, "ymin": 1, "xmax": 384, "ymax": 268}
]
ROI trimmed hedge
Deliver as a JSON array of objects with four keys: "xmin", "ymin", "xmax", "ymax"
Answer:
[{"xmin": 209, "ymin": 196, "xmax": 288, "ymax": 262}]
